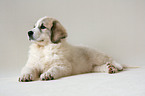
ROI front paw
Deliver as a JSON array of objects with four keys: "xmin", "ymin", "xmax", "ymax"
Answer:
[
  {"xmin": 19, "ymin": 74, "xmax": 34, "ymax": 82},
  {"xmin": 40, "ymin": 72, "xmax": 54, "ymax": 81}
]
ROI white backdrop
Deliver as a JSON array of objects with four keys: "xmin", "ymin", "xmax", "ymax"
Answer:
[{"xmin": 0, "ymin": 0, "xmax": 145, "ymax": 77}]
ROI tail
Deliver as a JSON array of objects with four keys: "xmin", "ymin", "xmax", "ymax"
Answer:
[{"xmin": 121, "ymin": 64, "xmax": 140, "ymax": 69}]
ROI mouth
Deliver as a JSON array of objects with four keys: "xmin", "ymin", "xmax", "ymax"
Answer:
[
  {"xmin": 29, "ymin": 38, "xmax": 44, "ymax": 42},
  {"xmin": 39, "ymin": 40, "xmax": 44, "ymax": 42},
  {"xmin": 28, "ymin": 36, "xmax": 44, "ymax": 42}
]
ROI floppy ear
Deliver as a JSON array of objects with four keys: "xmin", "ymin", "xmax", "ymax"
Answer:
[{"xmin": 50, "ymin": 21, "xmax": 67, "ymax": 43}]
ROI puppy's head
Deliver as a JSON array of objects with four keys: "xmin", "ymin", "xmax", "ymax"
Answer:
[{"xmin": 28, "ymin": 16, "xmax": 67, "ymax": 45}]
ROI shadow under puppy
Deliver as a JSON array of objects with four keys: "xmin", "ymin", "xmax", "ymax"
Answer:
[{"xmin": 19, "ymin": 16, "xmax": 123, "ymax": 82}]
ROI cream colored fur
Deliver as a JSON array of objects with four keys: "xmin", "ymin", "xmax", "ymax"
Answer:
[{"xmin": 19, "ymin": 16, "xmax": 123, "ymax": 82}]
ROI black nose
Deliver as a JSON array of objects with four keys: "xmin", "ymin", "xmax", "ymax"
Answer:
[{"xmin": 28, "ymin": 31, "xmax": 33, "ymax": 37}]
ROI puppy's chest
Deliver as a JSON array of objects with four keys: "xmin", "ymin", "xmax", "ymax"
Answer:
[{"xmin": 35, "ymin": 47, "xmax": 63, "ymax": 64}]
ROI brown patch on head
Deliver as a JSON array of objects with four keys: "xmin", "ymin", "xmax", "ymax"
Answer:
[{"xmin": 50, "ymin": 20, "xmax": 67, "ymax": 43}]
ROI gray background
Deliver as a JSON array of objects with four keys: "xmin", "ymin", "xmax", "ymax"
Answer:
[{"xmin": 0, "ymin": 0, "xmax": 145, "ymax": 77}]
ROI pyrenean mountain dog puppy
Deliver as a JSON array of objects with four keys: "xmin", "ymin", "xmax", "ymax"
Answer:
[{"xmin": 19, "ymin": 16, "xmax": 123, "ymax": 82}]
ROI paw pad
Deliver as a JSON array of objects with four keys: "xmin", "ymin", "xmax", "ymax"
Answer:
[
  {"xmin": 41, "ymin": 73, "xmax": 54, "ymax": 81},
  {"xmin": 18, "ymin": 74, "xmax": 33, "ymax": 82},
  {"xmin": 106, "ymin": 62, "xmax": 118, "ymax": 74}
]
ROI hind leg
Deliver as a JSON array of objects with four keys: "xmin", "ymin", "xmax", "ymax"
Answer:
[{"xmin": 92, "ymin": 61, "xmax": 123, "ymax": 74}]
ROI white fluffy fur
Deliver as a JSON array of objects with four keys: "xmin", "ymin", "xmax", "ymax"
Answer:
[{"xmin": 19, "ymin": 16, "xmax": 123, "ymax": 82}]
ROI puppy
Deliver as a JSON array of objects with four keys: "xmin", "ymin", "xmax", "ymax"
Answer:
[{"xmin": 19, "ymin": 16, "xmax": 123, "ymax": 82}]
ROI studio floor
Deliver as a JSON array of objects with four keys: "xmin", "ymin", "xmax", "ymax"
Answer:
[{"xmin": 0, "ymin": 67, "xmax": 145, "ymax": 96}]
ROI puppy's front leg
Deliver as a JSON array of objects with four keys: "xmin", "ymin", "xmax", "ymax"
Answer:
[
  {"xmin": 19, "ymin": 66, "xmax": 38, "ymax": 82},
  {"xmin": 40, "ymin": 63, "xmax": 72, "ymax": 80}
]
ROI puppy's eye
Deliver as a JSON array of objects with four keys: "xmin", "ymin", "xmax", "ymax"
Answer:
[{"xmin": 40, "ymin": 24, "xmax": 46, "ymax": 29}]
